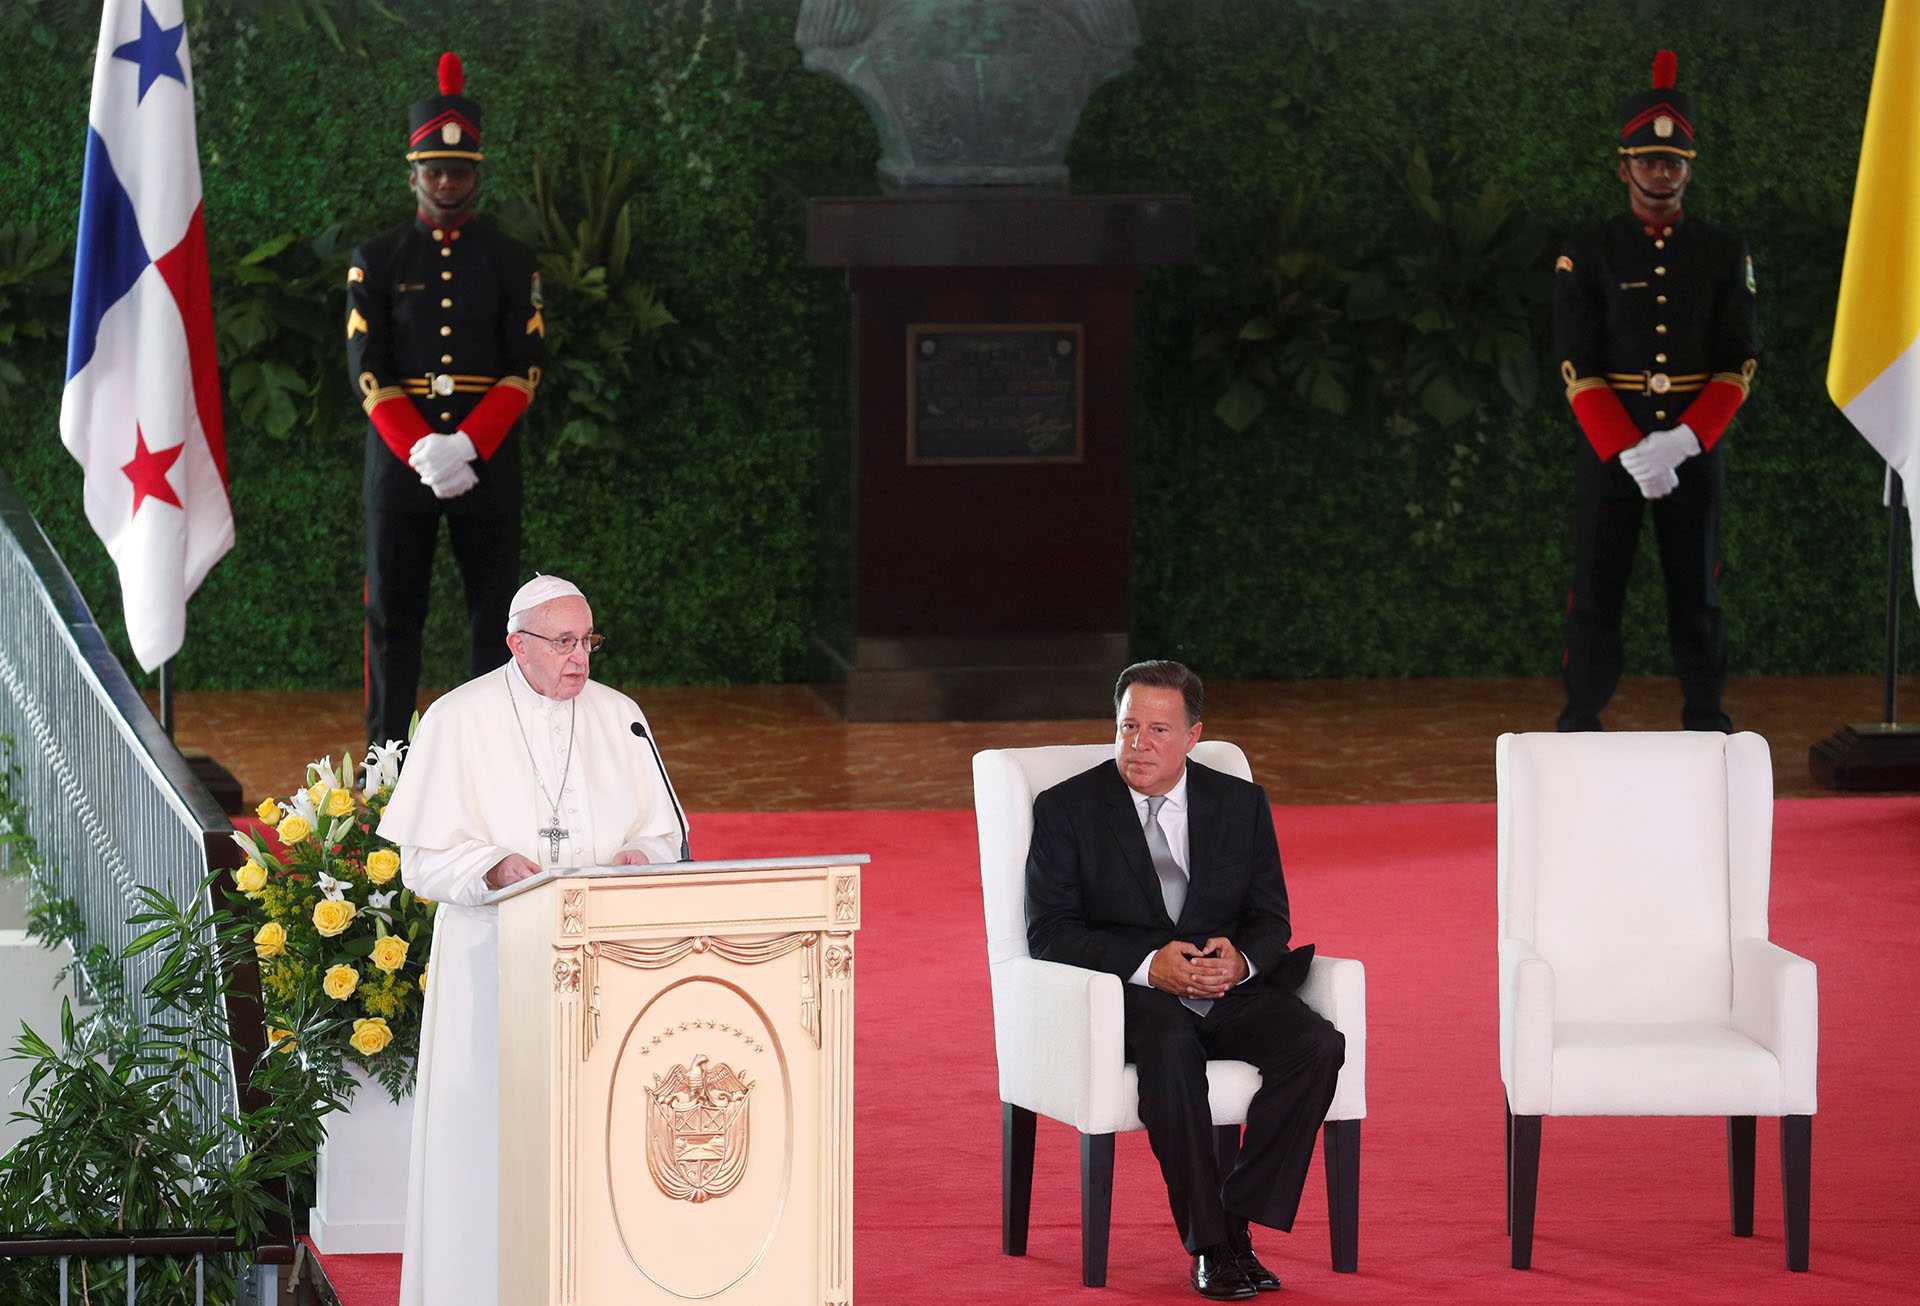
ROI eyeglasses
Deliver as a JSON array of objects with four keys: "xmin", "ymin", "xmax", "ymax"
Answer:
[{"xmin": 518, "ymin": 630, "xmax": 606, "ymax": 655}]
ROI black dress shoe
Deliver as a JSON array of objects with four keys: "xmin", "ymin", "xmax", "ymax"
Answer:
[
  {"xmin": 1233, "ymin": 1249, "xmax": 1282, "ymax": 1292},
  {"xmin": 1190, "ymin": 1250, "xmax": 1258, "ymax": 1300}
]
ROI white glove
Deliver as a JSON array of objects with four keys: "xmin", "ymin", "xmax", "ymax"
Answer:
[
  {"xmin": 425, "ymin": 461, "xmax": 479, "ymax": 499},
  {"xmin": 408, "ymin": 431, "xmax": 478, "ymax": 485},
  {"xmin": 1632, "ymin": 465, "xmax": 1680, "ymax": 500},
  {"xmin": 1619, "ymin": 424, "xmax": 1700, "ymax": 480}
]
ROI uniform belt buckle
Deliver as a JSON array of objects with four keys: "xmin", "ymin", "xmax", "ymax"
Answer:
[
  {"xmin": 1648, "ymin": 371, "xmax": 1671, "ymax": 394},
  {"xmin": 428, "ymin": 373, "xmax": 455, "ymax": 397}
]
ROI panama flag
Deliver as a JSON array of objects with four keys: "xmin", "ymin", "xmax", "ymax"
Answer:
[
  {"xmin": 1829, "ymin": 0, "xmax": 1920, "ymax": 604},
  {"xmin": 60, "ymin": 0, "xmax": 231, "ymax": 672}
]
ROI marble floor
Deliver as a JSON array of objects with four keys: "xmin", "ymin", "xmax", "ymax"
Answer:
[{"xmin": 153, "ymin": 673, "xmax": 1916, "ymax": 811}]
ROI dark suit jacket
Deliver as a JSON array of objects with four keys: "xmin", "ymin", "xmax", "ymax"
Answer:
[{"xmin": 1025, "ymin": 758, "xmax": 1312, "ymax": 994}]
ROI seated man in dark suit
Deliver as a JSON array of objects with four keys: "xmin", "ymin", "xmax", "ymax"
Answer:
[{"xmin": 1026, "ymin": 660, "xmax": 1344, "ymax": 1300}]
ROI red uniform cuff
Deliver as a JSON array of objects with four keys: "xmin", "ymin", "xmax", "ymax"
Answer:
[
  {"xmin": 1570, "ymin": 387, "xmax": 1643, "ymax": 461},
  {"xmin": 368, "ymin": 394, "xmax": 432, "ymax": 463},
  {"xmin": 462, "ymin": 383, "xmax": 533, "ymax": 458},
  {"xmin": 1680, "ymin": 379, "xmax": 1746, "ymax": 450}
]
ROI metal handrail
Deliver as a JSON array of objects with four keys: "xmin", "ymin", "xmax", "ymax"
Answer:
[{"xmin": 0, "ymin": 465, "xmax": 294, "ymax": 1297}]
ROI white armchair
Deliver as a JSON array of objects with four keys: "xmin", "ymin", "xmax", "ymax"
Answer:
[
  {"xmin": 974, "ymin": 741, "xmax": 1367, "ymax": 1287},
  {"xmin": 1497, "ymin": 730, "xmax": 1817, "ymax": 1271}
]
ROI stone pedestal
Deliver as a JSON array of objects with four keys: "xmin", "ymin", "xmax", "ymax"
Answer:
[{"xmin": 808, "ymin": 191, "xmax": 1191, "ymax": 720}]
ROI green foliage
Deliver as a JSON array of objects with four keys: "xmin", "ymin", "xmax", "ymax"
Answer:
[
  {"xmin": 496, "ymin": 148, "xmax": 704, "ymax": 462},
  {"xmin": 213, "ymin": 222, "xmax": 358, "ymax": 440},
  {"xmin": 0, "ymin": 738, "xmax": 349, "ymax": 1304},
  {"xmin": 0, "ymin": 0, "xmax": 1908, "ymax": 689},
  {"xmin": 0, "ymin": 221, "xmax": 71, "ymax": 408}
]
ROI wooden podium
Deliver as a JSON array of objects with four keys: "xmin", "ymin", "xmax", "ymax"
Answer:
[{"xmin": 491, "ymin": 856, "xmax": 866, "ymax": 1305}]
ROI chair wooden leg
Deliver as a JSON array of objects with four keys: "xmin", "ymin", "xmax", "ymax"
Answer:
[
  {"xmin": 1504, "ymin": 1097, "xmax": 1512, "ymax": 1236},
  {"xmin": 1002, "ymin": 1103, "xmax": 1036, "ymax": 1256},
  {"xmin": 1781, "ymin": 1115, "xmax": 1811, "ymax": 1272},
  {"xmin": 1323, "ymin": 1118, "xmax": 1360, "ymax": 1273},
  {"xmin": 1213, "ymin": 1122, "xmax": 1241, "ymax": 1179},
  {"xmin": 1727, "ymin": 1115, "xmax": 1756, "ymax": 1237},
  {"xmin": 1080, "ymin": 1131, "xmax": 1115, "ymax": 1288},
  {"xmin": 1509, "ymin": 1110, "xmax": 1541, "ymax": 1270}
]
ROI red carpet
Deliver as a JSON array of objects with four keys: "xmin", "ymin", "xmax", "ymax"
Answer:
[{"xmin": 308, "ymin": 797, "xmax": 1920, "ymax": 1304}]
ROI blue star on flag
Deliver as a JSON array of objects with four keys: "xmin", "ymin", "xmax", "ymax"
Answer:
[{"xmin": 112, "ymin": 3, "xmax": 186, "ymax": 103}]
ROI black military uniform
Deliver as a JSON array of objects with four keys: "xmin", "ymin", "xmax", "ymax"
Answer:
[
  {"xmin": 1554, "ymin": 51, "xmax": 1757, "ymax": 732},
  {"xmin": 348, "ymin": 53, "xmax": 544, "ymax": 747}
]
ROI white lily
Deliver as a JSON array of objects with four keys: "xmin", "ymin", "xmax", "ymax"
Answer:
[
  {"xmin": 317, "ymin": 870, "xmax": 348, "ymax": 902},
  {"xmin": 362, "ymin": 739, "xmax": 406, "ymax": 794},
  {"xmin": 365, "ymin": 886, "xmax": 398, "ymax": 923}
]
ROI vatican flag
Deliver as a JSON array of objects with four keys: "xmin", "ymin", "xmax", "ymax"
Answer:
[{"xmin": 1829, "ymin": 1, "xmax": 1920, "ymax": 602}]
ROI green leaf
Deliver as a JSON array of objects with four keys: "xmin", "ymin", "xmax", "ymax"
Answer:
[{"xmin": 1213, "ymin": 379, "xmax": 1268, "ymax": 432}]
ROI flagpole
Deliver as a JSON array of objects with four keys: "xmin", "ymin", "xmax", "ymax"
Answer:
[
  {"xmin": 1810, "ymin": 464, "xmax": 1920, "ymax": 789},
  {"xmin": 1884, "ymin": 471, "xmax": 1904, "ymax": 726},
  {"xmin": 159, "ymin": 658, "xmax": 175, "ymax": 738}
]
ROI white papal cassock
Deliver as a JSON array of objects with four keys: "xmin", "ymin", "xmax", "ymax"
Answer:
[{"xmin": 379, "ymin": 659, "xmax": 683, "ymax": 1306}]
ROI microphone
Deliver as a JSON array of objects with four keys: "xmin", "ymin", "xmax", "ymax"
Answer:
[{"xmin": 631, "ymin": 721, "xmax": 692, "ymax": 862}]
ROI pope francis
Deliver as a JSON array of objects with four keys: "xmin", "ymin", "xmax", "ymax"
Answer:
[{"xmin": 379, "ymin": 574, "xmax": 684, "ymax": 1306}]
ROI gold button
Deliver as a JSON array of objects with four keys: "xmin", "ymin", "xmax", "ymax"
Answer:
[
  {"xmin": 431, "ymin": 229, "xmax": 444, "ymax": 242},
  {"xmin": 439, "ymin": 325, "xmax": 452, "ymax": 336},
  {"xmin": 441, "ymin": 411, "xmax": 452, "ymax": 421},
  {"xmin": 441, "ymin": 247, "xmax": 452, "ymax": 258},
  {"xmin": 441, "ymin": 353, "xmax": 453, "ymax": 364},
  {"xmin": 1662, "ymin": 226, "xmax": 1673, "ymax": 237},
  {"xmin": 1654, "ymin": 239, "xmax": 1666, "ymax": 249},
  {"xmin": 1656, "ymin": 324, "xmax": 1668, "ymax": 334},
  {"xmin": 1654, "ymin": 265, "xmax": 1666, "ymax": 276},
  {"xmin": 442, "ymin": 270, "xmax": 453, "ymax": 280},
  {"xmin": 1650, "ymin": 373, "xmax": 1672, "ymax": 393},
  {"xmin": 1657, "ymin": 295, "xmax": 1667, "ymax": 304},
  {"xmin": 1655, "ymin": 410, "xmax": 1667, "ymax": 420},
  {"xmin": 1656, "ymin": 353, "xmax": 1667, "ymax": 363},
  {"xmin": 441, "ymin": 298, "xmax": 452, "ymax": 308}
]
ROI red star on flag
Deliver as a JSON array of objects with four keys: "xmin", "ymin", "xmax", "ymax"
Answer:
[{"xmin": 122, "ymin": 425, "xmax": 184, "ymax": 517}]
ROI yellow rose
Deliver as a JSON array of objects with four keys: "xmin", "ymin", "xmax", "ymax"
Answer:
[
  {"xmin": 312, "ymin": 899, "xmax": 356, "ymax": 937},
  {"xmin": 254, "ymin": 798, "xmax": 279, "ymax": 823},
  {"xmin": 322, "ymin": 964, "xmax": 360, "ymax": 1000},
  {"xmin": 233, "ymin": 860, "xmax": 267, "ymax": 894},
  {"xmin": 366, "ymin": 848, "xmax": 401, "ymax": 885},
  {"xmin": 253, "ymin": 921, "xmax": 287, "ymax": 958},
  {"xmin": 349, "ymin": 1017, "xmax": 393, "ymax": 1056},
  {"xmin": 277, "ymin": 813, "xmax": 312, "ymax": 844},
  {"xmin": 266, "ymin": 1026, "xmax": 295, "ymax": 1051},
  {"xmin": 326, "ymin": 788, "xmax": 355, "ymax": 818},
  {"xmin": 307, "ymin": 781, "xmax": 327, "ymax": 804},
  {"xmin": 370, "ymin": 935, "xmax": 409, "ymax": 973}
]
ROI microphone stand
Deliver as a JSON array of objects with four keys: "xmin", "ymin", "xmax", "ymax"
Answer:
[{"xmin": 631, "ymin": 721, "xmax": 692, "ymax": 861}]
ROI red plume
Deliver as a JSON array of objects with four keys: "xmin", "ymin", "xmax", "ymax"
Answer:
[
  {"xmin": 1651, "ymin": 49, "xmax": 1677, "ymax": 90},
  {"xmin": 438, "ymin": 52, "xmax": 464, "ymax": 96}
]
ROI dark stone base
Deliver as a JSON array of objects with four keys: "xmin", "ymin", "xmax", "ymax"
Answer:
[
  {"xmin": 812, "ymin": 634, "xmax": 1125, "ymax": 722},
  {"xmin": 181, "ymin": 746, "xmax": 245, "ymax": 815},
  {"xmin": 1808, "ymin": 723, "xmax": 1920, "ymax": 792}
]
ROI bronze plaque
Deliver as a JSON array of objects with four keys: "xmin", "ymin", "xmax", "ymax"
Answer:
[{"xmin": 906, "ymin": 324, "xmax": 1083, "ymax": 464}]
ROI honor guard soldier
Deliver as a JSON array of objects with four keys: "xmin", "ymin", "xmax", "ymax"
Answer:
[
  {"xmin": 1553, "ymin": 50, "xmax": 1757, "ymax": 733},
  {"xmin": 348, "ymin": 51, "xmax": 545, "ymax": 750}
]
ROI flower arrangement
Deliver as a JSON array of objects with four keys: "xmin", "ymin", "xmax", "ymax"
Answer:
[{"xmin": 231, "ymin": 740, "xmax": 434, "ymax": 1101}]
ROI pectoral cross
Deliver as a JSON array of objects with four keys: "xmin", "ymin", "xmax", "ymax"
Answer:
[{"xmin": 539, "ymin": 821, "xmax": 570, "ymax": 865}]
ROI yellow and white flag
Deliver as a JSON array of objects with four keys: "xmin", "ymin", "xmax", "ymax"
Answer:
[{"xmin": 1829, "ymin": 0, "xmax": 1920, "ymax": 602}]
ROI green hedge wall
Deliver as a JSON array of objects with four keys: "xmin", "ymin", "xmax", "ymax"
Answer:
[{"xmin": 0, "ymin": 0, "xmax": 1909, "ymax": 693}]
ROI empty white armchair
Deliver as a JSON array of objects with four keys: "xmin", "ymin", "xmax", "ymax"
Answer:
[
  {"xmin": 1497, "ymin": 730, "xmax": 1817, "ymax": 1271},
  {"xmin": 974, "ymin": 741, "xmax": 1367, "ymax": 1287}
]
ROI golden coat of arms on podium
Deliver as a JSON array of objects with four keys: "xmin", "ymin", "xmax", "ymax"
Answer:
[{"xmin": 645, "ymin": 1054, "xmax": 754, "ymax": 1202}]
